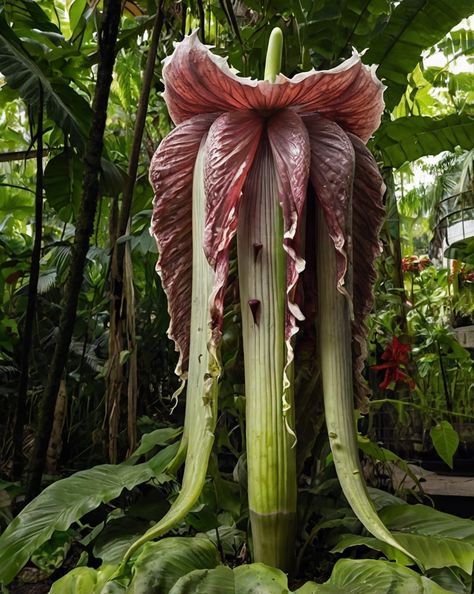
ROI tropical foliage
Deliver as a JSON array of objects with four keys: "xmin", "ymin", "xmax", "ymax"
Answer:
[{"xmin": 0, "ymin": 0, "xmax": 473, "ymax": 593}]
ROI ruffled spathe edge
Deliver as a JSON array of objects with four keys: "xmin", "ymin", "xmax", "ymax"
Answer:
[
  {"xmin": 162, "ymin": 31, "xmax": 385, "ymax": 142},
  {"xmin": 149, "ymin": 113, "xmax": 218, "ymax": 379}
]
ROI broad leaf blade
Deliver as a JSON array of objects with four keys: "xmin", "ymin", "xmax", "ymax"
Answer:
[
  {"xmin": 0, "ymin": 12, "xmax": 91, "ymax": 151},
  {"xmin": 333, "ymin": 532, "xmax": 474, "ymax": 573},
  {"xmin": 430, "ymin": 421, "xmax": 460, "ymax": 468},
  {"xmin": 128, "ymin": 537, "xmax": 220, "ymax": 594},
  {"xmin": 375, "ymin": 114, "xmax": 474, "ymax": 168},
  {"xmin": 364, "ymin": 0, "xmax": 474, "ymax": 110},
  {"xmin": 169, "ymin": 566, "xmax": 234, "ymax": 594},
  {"xmin": 50, "ymin": 565, "xmax": 117, "ymax": 594},
  {"xmin": 326, "ymin": 558, "xmax": 454, "ymax": 593},
  {"xmin": 380, "ymin": 504, "xmax": 474, "ymax": 544},
  {"xmin": 234, "ymin": 563, "xmax": 290, "ymax": 594},
  {"xmin": 0, "ymin": 443, "xmax": 178, "ymax": 585}
]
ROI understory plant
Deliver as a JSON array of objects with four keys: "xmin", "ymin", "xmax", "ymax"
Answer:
[
  {"xmin": 369, "ymin": 257, "xmax": 474, "ymax": 466},
  {"xmin": 127, "ymin": 27, "xmax": 413, "ymax": 571}
]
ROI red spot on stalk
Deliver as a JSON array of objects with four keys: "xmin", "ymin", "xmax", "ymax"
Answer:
[
  {"xmin": 248, "ymin": 299, "xmax": 261, "ymax": 325},
  {"xmin": 253, "ymin": 242, "xmax": 263, "ymax": 262}
]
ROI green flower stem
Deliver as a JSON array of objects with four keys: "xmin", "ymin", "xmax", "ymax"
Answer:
[
  {"xmin": 122, "ymin": 137, "xmax": 219, "ymax": 565},
  {"xmin": 237, "ymin": 140, "xmax": 297, "ymax": 571},
  {"xmin": 316, "ymin": 206, "xmax": 420, "ymax": 567},
  {"xmin": 264, "ymin": 27, "xmax": 283, "ymax": 82}
]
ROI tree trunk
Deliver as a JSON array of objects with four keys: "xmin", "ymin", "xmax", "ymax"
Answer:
[
  {"xmin": 106, "ymin": 1, "xmax": 165, "ymax": 461},
  {"xmin": 26, "ymin": 0, "xmax": 122, "ymax": 500},
  {"xmin": 11, "ymin": 85, "xmax": 44, "ymax": 480},
  {"xmin": 45, "ymin": 379, "xmax": 67, "ymax": 475}
]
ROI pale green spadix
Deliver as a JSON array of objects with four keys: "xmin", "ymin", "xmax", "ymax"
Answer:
[{"xmin": 264, "ymin": 27, "xmax": 283, "ymax": 82}]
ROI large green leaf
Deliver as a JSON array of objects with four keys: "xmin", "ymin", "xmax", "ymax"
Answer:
[
  {"xmin": 169, "ymin": 566, "xmax": 235, "ymax": 594},
  {"xmin": 375, "ymin": 115, "xmax": 474, "ymax": 168},
  {"xmin": 325, "ymin": 559, "xmax": 454, "ymax": 593},
  {"xmin": 299, "ymin": 0, "xmax": 392, "ymax": 67},
  {"xmin": 367, "ymin": 487, "xmax": 406, "ymax": 512},
  {"xmin": 0, "ymin": 10, "xmax": 91, "ymax": 150},
  {"xmin": 233, "ymin": 564, "xmax": 293, "ymax": 594},
  {"xmin": 380, "ymin": 504, "xmax": 474, "ymax": 544},
  {"xmin": 169, "ymin": 563, "xmax": 325, "ymax": 594},
  {"xmin": 430, "ymin": 421, "xmax": 460, "ymax": 468},
  {"xmin": 128, "ymin": 537, "xmax": 221, "ymax": 594},
  {"xmin": 93, "ymin": 517, "xmax": 152, "ymax": 565},
  {"xmin": 44, "ymin": 151, "xmax": 83, "ymax": 220},
  {"xmin": 168, "ymin": 561, "xmax": 452, "ymax": 594},
  {"xmin": 364, "ymin": 0, "xmax": 474, "ymax": 109},
  {"xmin": 333, "ymin": 532, "xmax": 474, "ymax": 573},
  {"xmin": 0, "ymin": 442, "xmax": 178, "ymax": 585},
  {"xmin": 49, "ymin": 565, "xmax": 118, "ymax": 594}
]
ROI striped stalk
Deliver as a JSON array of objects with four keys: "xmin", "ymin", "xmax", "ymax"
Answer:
[
  {"xmin": 316, "ymin": 205, "xmax": 418, "ymax": 564},
  {"xmin": 237, "ymin": 139, "xmax": 297, "ymax": 571},
  {"xmin": 123, "ymin": 136, "xmax": 219, "ymax": 564}
]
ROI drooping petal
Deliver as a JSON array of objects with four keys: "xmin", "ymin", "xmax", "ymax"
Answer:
[
  {"xmin": 304, "ymin": 114, "xmax": 355, "ymax": 290},
  {"xmin": 267, "ymin": 109, "xmax": 310, "ymax": 329},
  {"xmin": 348, "ymin": 133, "xmax": 385, "ymax": 410},
  {"xmin": 163, "ymin": 32, "xmax": 384, "ymax": 142},
  {"xmin": 126, "ymin": 130, "xmax": 220, "ymax": 563},
  {"xmin": 149, "ymin": 112, "xmax": 217, "ymax": 378},
  {"xmin": 267, "ymin": 109, "xmax": 310, "ymax": 431},
  {"xmin": 203, "ymin": 110, "xmax": 264, "ymax": 347}
]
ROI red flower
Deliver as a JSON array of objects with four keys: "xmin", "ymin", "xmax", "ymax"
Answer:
[
  {"xmin": 372, "ymin": 336, "xmax": 415, "ymax": 390},
  {"xmin": 401, "ymin": 255, "xmax": 430, "ymax": 273}
]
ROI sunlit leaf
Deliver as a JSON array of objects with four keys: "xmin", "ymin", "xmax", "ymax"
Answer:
[
  {"xmin": 0, "ymin": 443, "xmax": 178, "ymax": 585},
  {"xmin": 324, "ymin": 558, "xmax": 454, "ymax": 593},
  {"xmin": 376, "ymin": 115, "xmax": 474, "ymax": 168},
  {"xmin": 430, "ymin": 421, "xmax": 460, "ymax": 468},
  {"xmin": 333, "ymin": 532, "xmax": 474, "ymax": 573},
  {"xmin": 364, "ymin": 0, "xmax": 474, "ymax": 110}
]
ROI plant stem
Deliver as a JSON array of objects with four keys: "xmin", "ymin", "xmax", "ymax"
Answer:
[
  {"xmin": 370, "ymin": 398, "xmax": 474, "ymax": 420},
  {"xmin": 106, "ymin": 1, "xmax": 165, "ymax": 460},
  {"xmin": 237, "ymin": 140, "xmax": 296, "ymax": 571},
  {"xmin": 11, "ymin": 84, "xmax": 44, "ymax": 480}
]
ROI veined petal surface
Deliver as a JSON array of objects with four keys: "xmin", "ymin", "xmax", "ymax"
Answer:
[
  {"xmin": 304, "ymin": 114, "xmax": 355, "ymax": 290},
  {"xmin": 150, "ymin": 113, "xmax": 217, "ymax": 377},
  {"xmin": 163, "ymin": 32, "xmax": 384, "ymax": 142},
  {"xmin": 348, "ymin": 133, "xmax": 385, "ymax": 409},
  {"xmin": 267, "ymin": 110, "xmax": 309, "ymax": 406},
  {"xmin": 204, "ymin": 110, "xmax": 263, "ymax": 345}
]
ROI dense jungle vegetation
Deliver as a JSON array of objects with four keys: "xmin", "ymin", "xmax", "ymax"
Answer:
[{"xmin": 0, "ymin": 1, "xmax": 473, "ymax": 593}]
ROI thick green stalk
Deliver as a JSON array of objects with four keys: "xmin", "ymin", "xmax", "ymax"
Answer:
[
  {"xmin": 237, "ymin": 140, "xmax": 297, "ymax": 571},
  {"xmin": 316, "ymin": 207, "xmax": 418, "ymax": 566},
  {"xmin": 123, "ymin": 137, "xmax": 219, "ymax": 564}
]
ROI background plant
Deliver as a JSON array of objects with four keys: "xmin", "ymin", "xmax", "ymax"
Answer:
[{"xmin": 0, "ymin": 0, "xmax": 473, "ymax": 593}]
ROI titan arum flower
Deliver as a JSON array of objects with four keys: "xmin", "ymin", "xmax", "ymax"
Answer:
[{"xmin": 124, "ymin": 28, "xmax": 416, "ymax": 571}]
